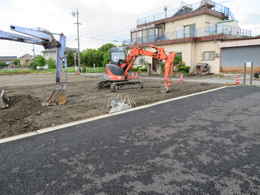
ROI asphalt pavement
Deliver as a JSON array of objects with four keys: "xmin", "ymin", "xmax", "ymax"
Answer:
[{"xmin": 0, "ymin": 87, "xmax": 260, "ymax": 195}]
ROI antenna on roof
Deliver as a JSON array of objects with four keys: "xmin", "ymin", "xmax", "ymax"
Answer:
[
  {"xmin": 180, "ymin": 1, "xmax": 193, "ymax": 9},
  {"xmin": 180, "ymin": 1, "xmax": 186, "ymax": 7},
  {"xmin": 200, "ymin": 0, "xmax": 215, "ymax": 9},
  {"xmin": 164, "ymin": 6, "xmax": 168, "ymax": 18}
]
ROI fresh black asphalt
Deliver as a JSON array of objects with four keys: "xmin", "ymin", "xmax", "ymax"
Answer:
[{"xmin": 0, "ymin": 87, "xmax": 260, "ymax": 195}]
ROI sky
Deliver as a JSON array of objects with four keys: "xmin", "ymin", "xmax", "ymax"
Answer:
[{"xmin": 0, "ymin": 0, "xmax": 260, "ymax": 57}]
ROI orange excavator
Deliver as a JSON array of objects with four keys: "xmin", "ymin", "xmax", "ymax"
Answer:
[{"xmin": 98, "ymin": 45, "xmax": 176, "ymax": 93}]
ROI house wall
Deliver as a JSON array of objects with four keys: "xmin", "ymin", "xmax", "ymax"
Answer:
[
  {"xmin": 194, "ymin": 41, "xmax": 221, "ymax": 73},
  {"xmin": 156, "ymin": 41, "xmax": 221, "ymax": 74},
  {"xmin": 131, "ymin": 13, "xmax": 237, "ymax": 74},
  {"xmin": 165, "ymin": 14, "xmax": 223, "ymax": 37},
  {"xmin": 148, "ymin": 14, "xmax": 224, "ymax": 74},
  {"xmin": 162, "ymin": 43, "xmax": 194, "ymax": 67},
  {"xmin": 42, "ymin": 49, "xmax": 57, "ymax": 61}
]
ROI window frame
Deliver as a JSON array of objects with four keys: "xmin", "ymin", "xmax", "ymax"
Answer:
[{"xmin": 202, "ymin": 51, "xmax": 216, "ymax": 61}]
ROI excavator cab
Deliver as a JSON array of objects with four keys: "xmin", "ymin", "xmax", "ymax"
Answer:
[
  {"xmin": 98, "ymin": 46, "xmax": 142, "ymax": 91},
  {"xmin": 110, "ymin": 47, "xmax": 127, "ymax": 65},
  {"xmin": 104, "ymin": 47, "xmax": 128, "ymax": 80}
]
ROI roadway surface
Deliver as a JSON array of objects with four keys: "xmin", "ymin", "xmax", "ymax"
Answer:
[{"xmin": 0, "ymin": 87, "xmax": 260, "ymax": 195}]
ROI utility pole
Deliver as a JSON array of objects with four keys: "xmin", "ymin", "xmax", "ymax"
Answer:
[
  {"xmin": 72, "ymin": 9, "xmax": 81, "ymax": 72},
  {"xmin": 32, "ymin": 45, "xmax": 36, "ymax": 57}
]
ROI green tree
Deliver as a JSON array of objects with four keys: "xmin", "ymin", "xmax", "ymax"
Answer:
[
  {"xmin": 81, "ymin": 49, "xmax": 103, "ymax": 67},
  {"xmin": 102, "ymin": 51, "xmax": 110, "ymax": 66},
  {"xmin": 174, "ymin": 55, "xmax": 182, "ymax": 65},
  {"xmin": 47, "ymin": 58, "xmax": 56, "ymax": 69},
  {"xmin": 66, "ymin": 50, "xmax": 75, "ymax": 67},
  {"xmin": 13, "ymin": 59, "xmax": 21, "ymax": 66},
  {"xmin": 98, "ymin": 43, "xmax": 115, "ymax": 53},
  {"xmin": 30, "ymin": 56, "xmax": 46, "ymax": 69},
  {"xmin": 0, "ymin": 61, "xmax": 7, "ymax": 67},
  {"xmin": 80, "ymin": 43, "xmax": 116, "ymax": 68},
  {"xmin": 98, "ymin": 43, "xmax": 116, "ymax": 66}
]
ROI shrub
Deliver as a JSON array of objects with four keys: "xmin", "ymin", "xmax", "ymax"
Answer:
[
  {"xmin": 81, "ymin": 66, "xmax": 87, "ymax": 73},
  {"xmin": 47, "ymin": 58, "xmax": 56, "ymax": 69},
  {"xmin": 0, "ymin": 61, "xmax": 7, "ymax": 67},
  {"xmin": 13, "ymin": 59, "xmax": 21, "ymax": 67},
  {"xmin": 132, "ymin": 66, "xmax": 147, "ymax": 72},
  {"xmin": 30, "ymin": 56, "xmax": 46, "ymax": 69},
  {"xmin": 177, "ymin": 65, "xmax": 190, "ymax": 74}
]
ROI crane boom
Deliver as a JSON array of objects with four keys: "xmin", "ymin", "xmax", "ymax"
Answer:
[
  {"xmin": 0, "ymin": 25, "xmax": 66, "ymax": 83},
  {"xmin": 10, "ymin": 26, "xmax": 53, "ymax": 42},
  {"xmin": 0, "ymin": 30, "xmax": 43, "ymax": 45}
]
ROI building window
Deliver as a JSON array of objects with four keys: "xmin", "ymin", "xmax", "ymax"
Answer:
[
  {"xmin": 202, "ymin": 51, "xmax": 216, "ymax": 61},
  {"xmin": 184, "ymin": 24, "xmax": 196, "ymax": 38}
]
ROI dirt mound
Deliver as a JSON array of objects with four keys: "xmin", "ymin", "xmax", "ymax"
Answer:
[{"xmin": 0, "ymin": 95, "xmax": 45, "ymax": 138}]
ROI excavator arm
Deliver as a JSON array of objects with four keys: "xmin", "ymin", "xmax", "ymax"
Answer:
[
  {"xmin": 122, "ymin": 45, "xmax": 176, "ymax": 91},
  {"xmin": 99, "ymin": 45, "xmax": 176, "ymax": 93}
]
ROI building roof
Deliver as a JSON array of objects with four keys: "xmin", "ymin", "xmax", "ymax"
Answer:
[
  {"xmin": 220, "ymin": 36, "xmax": 260, "ymax": 48},
  {"xmin": 42, "ymin": 47, "xmax": 77, "ymax": 54},
  {"xmin": 0, "ymin": 56, "xmax": 17, "ymax": 61},
  {"xmin": 137, "ymin": 6, "xmax": 227, "ymax": 29},
  {"xmin": 135, "ymin": 0, "xmax": 233, "ymax": 30},
  {"xmin": 42, "ymin": 48, "xmax": 57, "ymax": 53},
  {"xmin": 20, "ymin": 54, "xmax": 33, "ymax": 59}
]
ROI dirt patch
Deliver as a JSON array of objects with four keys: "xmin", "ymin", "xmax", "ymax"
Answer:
[
  {"xmin": 0, "ymin": 95, "xmax": 45, "ymax": 138},
  {"xmin": 0, "ymin": 74, "xmax": 223, "ymax": 139}
]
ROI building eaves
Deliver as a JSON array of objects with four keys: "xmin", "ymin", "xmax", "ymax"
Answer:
[{"xmin": 129, "ymin": 34, "xmax": 235, "ymax": 48}]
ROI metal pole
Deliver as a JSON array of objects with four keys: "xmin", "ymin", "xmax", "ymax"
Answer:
[
  {"xmin": 243, "ymin": 63, "xmax": 247, "ymax": 86},
  {"xmin": 76, "ymin": 9, "xmax": 81, "ymax": 72},
  {"xmin": 74, "ymin": 53, "xmax": 77, "ymax": 71},
  {"xmin": 250, "ymin": 62, "xmax": 254, "ymax": 86},
  {"xmin": 56, "ymin": 34, "xmax": 66, "ymax": 83},
  {"xmin": 32, "ymin": 45, "xmax": 36, "ymax": 57}
]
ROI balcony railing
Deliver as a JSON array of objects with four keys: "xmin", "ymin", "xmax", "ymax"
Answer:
[
  {"xmin": 130, "ymin": 25, "xmax": 252, "ymax": 45},
  {"xmin": 137, "ymin": 0, "xmax": 234, "ymax": 26}
]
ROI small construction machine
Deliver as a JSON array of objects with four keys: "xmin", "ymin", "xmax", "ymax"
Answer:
[
  {"xmin": 0, "ymin": 25, "xmax": 67, "ymax": 107},
  {"xmin": 98, "ymin": 45, "xmax": 176, "ymax": 92}
]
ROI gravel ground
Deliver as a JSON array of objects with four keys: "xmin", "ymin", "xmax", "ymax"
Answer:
[{"xmin": 0, "ymin": 73, "xmax": 222, "ymax": 139}]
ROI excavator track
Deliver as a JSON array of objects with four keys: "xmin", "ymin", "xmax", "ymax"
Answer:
[
  {"xmin": 98, "ymin": 80, "xmax": 143, "ymax": 92},
  {"xmin": 110, "ymin": 81, "xmax": 143, "ymax": 92}
]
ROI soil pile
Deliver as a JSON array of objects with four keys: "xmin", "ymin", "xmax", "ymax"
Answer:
[{"xmin": 0, "ymin": 95, "xmax": 45, "ymax": 138}]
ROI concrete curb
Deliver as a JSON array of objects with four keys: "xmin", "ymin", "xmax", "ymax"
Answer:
[{"xmin": 0, "ymin": 86, "xmax": 227, "ymax": 145}]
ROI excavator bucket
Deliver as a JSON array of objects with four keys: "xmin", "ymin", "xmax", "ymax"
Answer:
[
  {"xmin": 43, "ymin": 85, "xmax": 67, "ymax": 106},
  {"xmin": 0, "ymin": 90, "xmax": 10, "ymax": 109}
]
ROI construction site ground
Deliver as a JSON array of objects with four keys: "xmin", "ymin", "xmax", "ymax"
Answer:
[{"xmin": 0, "ymin": 73, "xmax": 223, "ymax": 139}]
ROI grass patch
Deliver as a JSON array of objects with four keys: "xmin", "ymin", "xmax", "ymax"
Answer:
[{"xmin": 0, "ymin": 67, "xmax": 105, "ymax": 75}]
